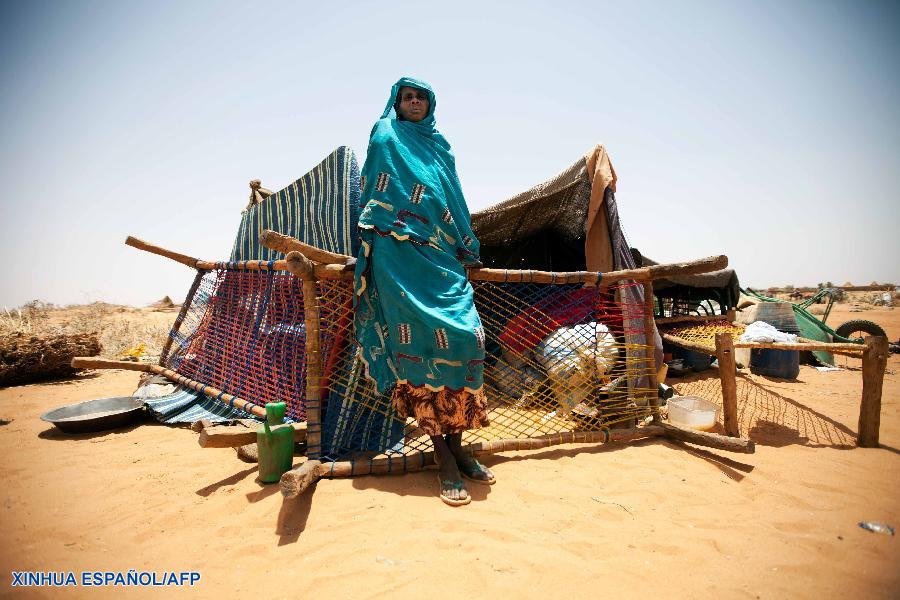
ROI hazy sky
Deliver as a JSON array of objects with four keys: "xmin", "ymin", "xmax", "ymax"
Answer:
[{"xmin": 1, "ymin": 0, "xmax": 898, "ymax": 308}]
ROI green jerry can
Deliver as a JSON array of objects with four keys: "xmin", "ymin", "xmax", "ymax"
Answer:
[{"xmin": 257, "ymin": 402, "xmax": 294, "ymax": 484}]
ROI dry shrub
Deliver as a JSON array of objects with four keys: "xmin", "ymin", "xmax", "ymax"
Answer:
[
  {"xmin": 0, "ymin": 300, "xmax": 55, "ymax": 335},
  {"xmin": 1, "ymin": 300, "xmax": 171, "ymax": 361}
]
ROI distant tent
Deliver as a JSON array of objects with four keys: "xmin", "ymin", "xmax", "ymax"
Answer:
[{"xmin": 149, "ymin": 296, "xmax": 175, "ymax": 309}]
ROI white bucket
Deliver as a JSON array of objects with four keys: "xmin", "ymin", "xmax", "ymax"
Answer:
[{"xmin": 667, "ymin": 396, "xmax": 720, "ymax": 431}]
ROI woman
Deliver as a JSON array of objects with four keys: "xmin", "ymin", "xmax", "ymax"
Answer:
[{"xmin": 354, "ymin": 77, "xmax": 494, "ymax": 506}]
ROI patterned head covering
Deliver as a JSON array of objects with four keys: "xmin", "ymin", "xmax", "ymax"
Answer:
[{"xmin": 358, "ymin": 77, "xmax": 480, "ymax": 264}]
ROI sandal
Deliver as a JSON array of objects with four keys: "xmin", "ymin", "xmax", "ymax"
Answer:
[
  {"xmin": 459, "ymin": 459, "xmax": 496, "ymax": 485},
  {"xmin": 437, "ymin": 476, "xmax": 471, "ymax": 506}
]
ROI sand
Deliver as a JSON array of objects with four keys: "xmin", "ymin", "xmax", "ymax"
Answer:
[{"xmin": 1, "ymin": 305, "xmax": 898, "ymax": 598}]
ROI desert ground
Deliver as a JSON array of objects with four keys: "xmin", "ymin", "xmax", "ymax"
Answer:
[{"xmin": 0, "ymin": 302, "xmax": 898, "ymax": 598}]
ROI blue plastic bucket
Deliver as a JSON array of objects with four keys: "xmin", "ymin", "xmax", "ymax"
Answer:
[{"xmin": 749, "ymin": 348, "xmax": 800, "ymax": 379}]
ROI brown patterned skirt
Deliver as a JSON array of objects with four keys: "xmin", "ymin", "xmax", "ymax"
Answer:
[{"xmin": 392, "ymin": 383, "xmax": 490, "ymax": 436}]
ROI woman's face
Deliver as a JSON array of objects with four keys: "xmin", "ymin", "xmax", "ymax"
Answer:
[{"xmin": 396, "ymin": 86, "xmax": 430, "ymax": 122}]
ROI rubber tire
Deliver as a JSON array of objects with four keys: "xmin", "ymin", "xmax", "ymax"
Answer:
[{"xmin": 834, "ymin": 319, "xmax": 887, "ymax": 342}]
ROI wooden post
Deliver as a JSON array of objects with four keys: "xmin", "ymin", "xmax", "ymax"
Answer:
[
  {"xmin": 198, "ymin": 422, "xmax": 307, "ymax": 448},
  {"xmin": 280, "ymin": 460, "xmax": 322, "ymax": 499},
  {"xmin": 660, "ymin": 423, "xmax": 755, "ymax": 453},
  {"xmin": 642, "ymin": 280, "xmax": 660, "ymax": 421},
  {"xmin": 715, "ymin": 332, "xmax": 739, "ymax": 437},
  {"xmin": 71, "ymin": 357, "xmax": 268, "ymax": 419},
  {"xmin": 125, "ymin": 236, "xmax": 202, "ymax": 268},
  {"xmin": 261, "ymin": 230, "xmax": 354, "ymax": 265},
  {"xmin": 279, "ymin": 424, "xmax": 756, "ymax": 497},
  {"xmin": 655, "ymin": 314, "xmax": 735, "ymax": 325},
  {"xmin": 159, "ymin": 270, "xmax": 205, "ymax": 364},
  {"xmin": 285, "ymin": 251, "xmax": 323, "ymax": 460},
  {"xmin": 858, "ymin": 335, "xmax": 888, "ymax": 448}
]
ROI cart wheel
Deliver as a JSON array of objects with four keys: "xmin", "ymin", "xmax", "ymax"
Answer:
[{"xmin": 834, "ymin": 319, "xmax": 887, "ymax": 343}]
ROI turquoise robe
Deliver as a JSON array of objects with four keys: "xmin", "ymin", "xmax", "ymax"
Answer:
[{"xmin": 354, "ymin": 77, "xmax": 484, "ymax": 395}]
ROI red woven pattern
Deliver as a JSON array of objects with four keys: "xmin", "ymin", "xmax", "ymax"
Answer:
[{"xmin": 164, "ymin": 269, "xmax": 308, "ymax": 421}]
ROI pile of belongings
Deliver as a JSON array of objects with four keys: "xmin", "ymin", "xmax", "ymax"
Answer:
[{"xmin": 739, "ymin": 321, "xmax": 798, "ymax": 344}]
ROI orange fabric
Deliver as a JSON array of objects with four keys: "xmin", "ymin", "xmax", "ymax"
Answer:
[
  {"xmin": 392, "ymin": 383, "xmax": 490, "ymax": 436},
  {"xmin": 583, "ymin": 145, "xmax": 618, "ymax": 273}
]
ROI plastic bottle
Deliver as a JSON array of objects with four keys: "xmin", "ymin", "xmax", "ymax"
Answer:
[
  {"xmin": 858, "ymin": 521, "xmax": 895, "ymax": 536},
  {"xmin": 257, "ymin": 402, "xmax": 294, "ymax": 484}
]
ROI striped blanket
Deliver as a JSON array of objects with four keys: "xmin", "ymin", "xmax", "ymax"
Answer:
[
  {"xmin": 230, "ymin": 146, "xmax": 361, "ymax": 261},
  {"xmin": 141, "ymin": 147, "xmax": 360, "ymax": 426},
  {"xmin": 140, "ymin": 386, "xmax": 253, "ymax": 424}
]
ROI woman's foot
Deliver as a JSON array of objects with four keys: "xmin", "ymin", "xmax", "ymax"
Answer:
[
  {"xmin": 445, "ymin": 432, "xmax": 496, "ymax": 485},
  {"xmin": 436, "ymin": 475, "xmax": 471, "ymax": 506},
  {"xmin": 432, "ymin": 435, "xmax": 470, "ymax": 505},
  {"xmin": 453, "ymin": 453, "xmax": 496, "ymax": 485}
]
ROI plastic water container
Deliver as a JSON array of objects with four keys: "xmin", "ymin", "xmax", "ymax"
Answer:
[
  {"xmin": 749, "ymin": 348, "xmax": 800, "ymax": 379},
  {"xmin": 257, "ymin": 402, "xmax": 294, "ymax": 484},
  {"xmin": 667, "ymin": 396, "xmax": 720, "ymax": 431}
]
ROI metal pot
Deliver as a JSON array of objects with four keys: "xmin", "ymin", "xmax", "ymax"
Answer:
[{"xmin": 41, "ymin": 396, "xmax": 146, "ymax": 434}]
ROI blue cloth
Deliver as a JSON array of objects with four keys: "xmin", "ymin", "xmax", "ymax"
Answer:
[
  {"xmin": 140, "ymin": 386, "xmax": 296, "ymax": 424},
  {"xmin": 354, "ymin": 77, "xmax": 485, "ymax": 395}
]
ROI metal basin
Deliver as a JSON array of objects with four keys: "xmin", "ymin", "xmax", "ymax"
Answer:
[{"xmin": 41, "ymin": 396, "xmax": 146, "ymax": 434}]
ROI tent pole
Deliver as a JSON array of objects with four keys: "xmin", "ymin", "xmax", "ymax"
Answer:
[
  {"xmin": 286, "ymin": 251, "xmax": 324, "ymax": 460},
  {"xmin": 642, "ymin": 280, "xmax": 660, "ymax": 422}
]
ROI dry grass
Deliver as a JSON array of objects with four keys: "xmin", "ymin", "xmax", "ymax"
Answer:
[{"xmin": 1, "ymin": 300, "xmax": 174, "ymax": 361}]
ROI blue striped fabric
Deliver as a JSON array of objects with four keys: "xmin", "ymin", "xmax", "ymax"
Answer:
[
  {"xmin": 230, "ymin": 146, "xmax": 361, "ymax": 261},
  {"xmin": 143, "ymin": 386, "xmax": 297, "ymax": 424},
  {"xmin": 321, "ymin": 350, "xmax": 405, "ymax": 459},
  {"xmin": 142, "ymin": 387, "xmax": 254, "ymax": 424}
]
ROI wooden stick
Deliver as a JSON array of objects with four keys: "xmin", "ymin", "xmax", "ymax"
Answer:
[
  {"xmin": 661, "ymin": 333, "xmax": 715, "ymax": 356},
  {"xmin": 71, "ymin": 357, "xmax": 154, "ymax": 373},
  {"xmin": 715, "ymin": 333, "xmax": 739, "ymax": 437},
  {"xmin": 279, "ymin": 422, "xmax": 755, "ymax": 497},
  {"xmin": 733, "ymin": 341, "xmax": 866, "ymax": 353},
  {"xmin": 126, "ymin": 236, "xmax": 725, "ymax": 288},
  {"xmin": 643, "ymin": 280, "xmax": 661, "ymax": 422},
  {"xmin": 128, "ymin": 237, "xmax": 296, "ymax": 273},
  {"xmin": 655, "ymin": 314, "xmax": 735, "ymax": 325},
  {"xmin": 660, "ymin": 423, "xmax": 755, "ymax": 453},
  {"xmin": 462, "ymin": 255, "xmax": 728, "ymax": 286},
  {"xmin": 70, "ymin": 357, "xmax": 267, "ymax": 419},
  {"xmin": 261, "ymin": 230, "xmax": 353, "ymax": 265},
  {"xmin": 126, "ymin": 236, "xmax": 202, "ymax": 269},
  {"xmin": 646, "ymin": 255, "xmax": 728, "ymax": 280},
  {"xmin": 285, "ymin": 255, "xmax": 731, "ymax": 283},
  {"xmin": 194, "ymin": 259, "xmax": 290, "ymax": 271},
  {"xmin": 280, "ymin": 460, "xmax": 322, "ymax": 499},
  {"xmin": 665, "ymin": 333, "xmax": 866, "ymax": 359},
  {"xmin": 198, "ymin": 422, "xmax": 307, "ymax": 448},
  {"xmin": 159, "ymin": 270, "xmax": 204, "ymax": 364},
  {"xmin": 306, "ymin": 428, "xmax": 663, "ymax": 481},
  {"xmin": 285, "ymin": 251, "xmax": 324, "ymax": 460},
  {"xmin": 470, "ymin": 428, "xmax": 659, "ymax": 454},
  {"xmin": 313, "ymin": 263, "xmax": 356, "ymax": 280},
  {"xmin": 858, "ymin": 335, "xmax": 888, "ymax": 448}
]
